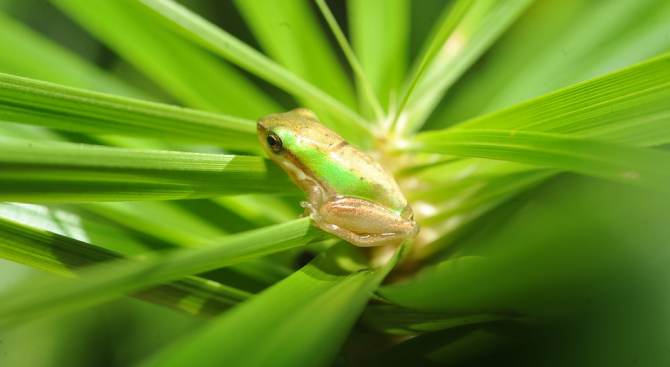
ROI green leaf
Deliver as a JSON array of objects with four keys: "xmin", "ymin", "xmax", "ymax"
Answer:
[
  {"xmin": 0, "ymin": 217, "xmax": 320, "ymax": 326},
  {"xmin": 402, "ymin": 0, "xmax": 535, "ymax": 134},
  {"xmin": 0, "ymin": 202, "xmax": 159, "ymax": 255},
  {"xmin": 411, "ymin": 129, "xmax": 670, "ymax": 191},
  {"xmin": 214, "ymin": 195, "xmax": 300, "ymax": 227},
  {"xmin": 130, "ymin": 0, "xmax": 373, "ymax": 144},
  {"xmin": 363, "ymin": 305, "xmax": 512, "ymax": 336},
  {"xmin": 368, "ymin": 321, "xmax": 529, "ymax": 366},
  {"xmin": 0, "ymin": 13, "xmax": 146, "ymax": 99},
  {"xmin": 390, "ymin": 0, "xmax": 474, "ymax": 132},
  {"xmin": 416, "ymin": 168, "xmax": 554, "ymax": 223},
  {"xmin": 140, "ymin": 244, "xmax": 400, "ymax": 367},
  {"xmin": 412, "ymin": 168, "xmax": 555, "ymax": 259},
  {"xmin": 381, "ymin": 178, "xmax": 670, "ymax": 315},
  {"xmin": 233, "ymin": 0, "xmax": 357, "ymax": 109},
  {"xmin": 82, "ymin": 202, "xmax": 229, "ymax": 245},
  {"xmin": 0, "ymin": 73, "xmax": 260, "ymax": 151},
  {"xmin": 0, "ymin": 212, "xmax": 250, "ymax": 318},
  {"xmin": 348, "ymin": 0, "xmax": 409, "ymax": 113},
  {"xmin": 51, "ymin": 0, "xmax": 282, "ymax": 118},
  {"xmin": 316, "ymin": 0, "xmax": 383, "ymax": 121},
  {"xmin": 452, "ymin": 52, "xmax": 670, "ymax": 147},
  {"xmin": 0, "ymin": 142, "xmax": 296, "ymax": 202},
  {"xmin": 374, "ymin": 178, "xmax": 670, "ymax": 365},
  {"xmin": 433, "ymin": 0, "xmax": 670, "ymax": 127}
]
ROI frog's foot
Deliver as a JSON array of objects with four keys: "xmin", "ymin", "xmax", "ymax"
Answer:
[
  {"xmin": 318, "ymin": 222, "xmax": 414, "ymax": 247},
  {"xmin": 299, "ymin": 201, "xmax": 321, "ymax": 220}
]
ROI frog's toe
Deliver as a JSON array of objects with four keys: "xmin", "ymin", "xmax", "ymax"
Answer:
[{"xmin": 299, "ymin": 201, "xmax": 321, "ymax": 220}]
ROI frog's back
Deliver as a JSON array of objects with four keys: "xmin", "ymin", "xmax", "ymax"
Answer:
[{"xmin": 308, "ymin": 141, "xmax": 408, "ymax": 216}]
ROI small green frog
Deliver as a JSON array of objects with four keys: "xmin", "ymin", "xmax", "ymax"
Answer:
[{"xmin": 258, "ymin": 108, "xmax": 419, "ymax": 247}]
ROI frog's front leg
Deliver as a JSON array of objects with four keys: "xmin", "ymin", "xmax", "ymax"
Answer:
[
  {"xmin": 298, "ymin": 179, "xmax": 325, "ymax": 219},
  {"xmin": 312, "ymin": 196, "xmax": 420, "ymax": 247}
]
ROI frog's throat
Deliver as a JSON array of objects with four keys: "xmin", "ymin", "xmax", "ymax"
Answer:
[{"xmin": 281, "ymin": 160, "xmax": 307, "ymax": 181}]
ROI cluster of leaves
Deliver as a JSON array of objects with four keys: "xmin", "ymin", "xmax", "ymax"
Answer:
[{"xmin": 0, "ymin": 0, "xmax": 669, "ymax": 366}]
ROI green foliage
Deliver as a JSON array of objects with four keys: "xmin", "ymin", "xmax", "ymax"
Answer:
[{"xmin": 0, "ymin": 0, "xmax": 669, "ymax": 366}]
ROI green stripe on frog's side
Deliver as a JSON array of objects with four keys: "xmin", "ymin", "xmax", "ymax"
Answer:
[{"xmin": 280, "ymin": 131, "xmax": 406, "ymax": 215}]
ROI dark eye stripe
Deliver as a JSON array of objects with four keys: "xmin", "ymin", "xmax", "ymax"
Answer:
[{"xmin": 331, "ymin": 141, "xmax": 349, "ymax": 152}]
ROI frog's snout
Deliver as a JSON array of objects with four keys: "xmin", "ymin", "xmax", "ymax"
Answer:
[{"xmin": 256, "ymin": 119, "xmax": 267, "ymax": 134}]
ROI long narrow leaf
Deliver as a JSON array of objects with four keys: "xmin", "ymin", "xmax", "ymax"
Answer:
[
  {"xmin": 0, "ymin": 142, "xmax": 296, "ymax": 202},
  {"xmin": 52, "ymin": 0, "xmax": 281, "ymax": 118},
  {"xmin": 363, "ymin": 305, "xmax": 512, "ymax": 336},
  {"xmin": 480, "ymin": 0, "xmax": 670, "ymax": 117},
  {"xmin": 130, "ymin": 0, "xmax": 373, "ymax": 144},
  {"xmin": 402, "ymin": 0, "xmax": 535, "ymax": 134},
  {"xmin": 316, "ymin": 0, "xmax": 383, "ymax": 121},
  {"xmin": 411, "ymin": 129, "xmax": 670, "ymax": 191},
  {"xmin": 233, "ymin": 0, "xmax": 356, "ymax": 109},
  {"xmin": 0, "ymin": 217, "xmax": 320, "ymax": 326},
  {"xmin": 82, "ymin": 202, "xmax": 228, "ymax": 245},
  {"xmin": 0, "ymin": 13, "xmax": 146, "ymax": 99},
  {"xmin": 348, "ymin": 0, "xmax": 409, "ymax": 113},
  {"xmin": 0, "ymin": 214, "xmax": 250, "ymax": 318},
  {"xmin": 141, "ymin": 245, "xmax": 400, "ymax": 367},
  {"xmin": 390, "ymin": 0, "xmax": 474, "ymax": 132},
  {"xmin": 0, "ymin": 73, "xmax": 259, "ymax": 151},
  {"xmin": 453, "ymin": 53, "xmax": 670, "ymax": 147},
  {"xmin": 434, "ymin": 0, "xmax": 670, "ymax": 128}
]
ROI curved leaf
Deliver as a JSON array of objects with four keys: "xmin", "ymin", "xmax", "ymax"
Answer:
[
  {"xmin": 0, "ymin": 212, "xmax": 250, "ymax": 318},
  {"xmin": 0, "ymin": 217, "xmax": 320, "ymax": 326},
  {"xmin": 411, "ymin": 129, "xmax": 670, "ymax": 191},
  {"xmin": 234, "ymin": 0, "xmax": 356, "ymax": 109},
  {"xmin": 403, "ymin": 0, "xmax": 535, "ymax": 134},
  {"xmin": 52, "ymin": 0, "xmax": 282, "ymax": 118},
  {"xmin": 451, "ymin": 53, "xmax": 670, "ymax": 147},
  {"xmin": 130, "ymin": 0, "xmax": 373, "ymax": 144},
  {"xmin": 0, "ymin": 73, "xmax": 259, "ymax": 151},
  {"xmin": 141, "ymin": 245, "xmax": 400, "ymax": 367}
]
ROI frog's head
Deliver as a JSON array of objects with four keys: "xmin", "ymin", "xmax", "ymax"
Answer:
[
  {"xmin": 256, "ymin": 108, "xmax": 318, "ymax": 181},
  {"xmin": 258, "ymin": 108, "xmax": 347, "ymax": 182},
  {"xmin": 257, "ymin": 108, "xmax": 326, "ymax": 158}
]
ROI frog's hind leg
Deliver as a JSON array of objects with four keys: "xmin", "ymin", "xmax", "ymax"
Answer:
[
  {"xmin": 320, "ymin": 224, "xmax": 414, "ymax": 247},
  {"xmin": 314, "ymin": 196, "xmax": 419, "ymax": 247}
]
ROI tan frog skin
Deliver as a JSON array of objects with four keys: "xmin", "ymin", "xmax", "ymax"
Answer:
[{"xmin": 257, "ymin": 108, "xmax": 419, "ymax": 247}]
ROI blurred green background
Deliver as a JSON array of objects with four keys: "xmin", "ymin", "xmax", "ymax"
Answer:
[{"xmin": 0, "ymin": 0, "xmax": 669, "ymax": 366}]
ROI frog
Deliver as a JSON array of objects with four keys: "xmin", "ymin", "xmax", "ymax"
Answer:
[{"xmin": 257, "ymin": 108, "xmax": 419, "ymax": 247}]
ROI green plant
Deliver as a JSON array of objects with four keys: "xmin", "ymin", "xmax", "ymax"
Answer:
[{"xmin": 0, "ymin": 0, "xmax": 669, "ymax": 366}]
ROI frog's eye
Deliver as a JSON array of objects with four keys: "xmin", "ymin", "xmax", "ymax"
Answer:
[{"xmin": 266, "ymin": 133, "xmax": 284, "ymax": 153}]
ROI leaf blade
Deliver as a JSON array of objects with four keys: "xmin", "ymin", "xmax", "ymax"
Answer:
[
  {"xmin": 411, "ymin": 129, "xmax": 670, "ymax": 191},
  {"xmin": 0, "ymin": 142, "xmax": 296, "ymax": 202},
  {"xmin": 452, "ymin": 52, "xmax": 670, "ymax": 147},
  {"xmin": 0, "ymin": 72, "xmax": 259, "ymax": 151},
  {"xmin": 141, "ymin": 245, "xmax": 400, "ymax": 367},
  {"xmin": 0, "ymin": 211, "xmax": 250, "ymax": 318},
  {"xmin": 0, "ymin": 217, "xmax": 320, "ymax": 326},
  {"xmin": 234, "ymin": 0, "xmax": 357, "ymax": 109},
  {"xmin": 130, "ymin": 0, "xmax": 373, "ymax": 143},
  {"xmin": 52, "ymin": 0, "xmax": 282, "ymax": 118}
]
